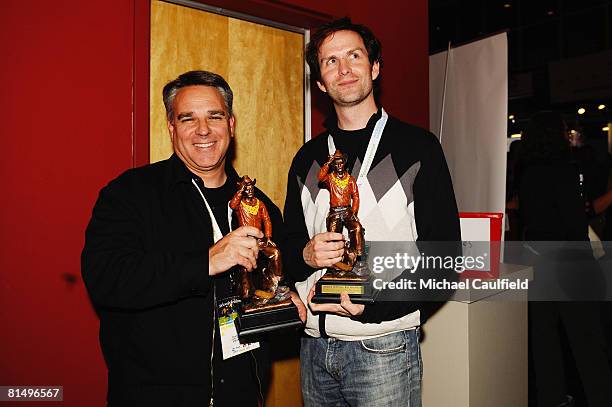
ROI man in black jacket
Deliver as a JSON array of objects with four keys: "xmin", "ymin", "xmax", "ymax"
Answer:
[
  {"xmin": 82, "ymin": 70, "xmax": 304, "ymax": 406},
  {"xmin": 283, "ymin": 19, "xmax": 460, "ymax": 406}
]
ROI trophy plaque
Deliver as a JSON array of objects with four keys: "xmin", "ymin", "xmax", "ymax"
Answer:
[
  {"xmin": 312, "ymin": 261, "xmax": 375, "ymax": 304},
  {"xmin": 311, "ymin": 150, "xmax": 375, "ymax": 304},
  {"xmin": 229, "ymin": 176, "xmax": 302, "ymax": 339}
]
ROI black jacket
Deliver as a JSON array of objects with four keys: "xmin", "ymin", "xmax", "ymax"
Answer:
[
  {"xmin": 518, "ymin": 163, "xmax": 588, "ymax": 241},
  {"xmin": 82, "ymin": 154, "xmax": 280, "ymax": 406}
]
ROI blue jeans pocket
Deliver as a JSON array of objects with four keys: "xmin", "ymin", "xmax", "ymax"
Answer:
[{"xmin": 359, "ymin": 332, "xmax": 407, "ymax": 354}]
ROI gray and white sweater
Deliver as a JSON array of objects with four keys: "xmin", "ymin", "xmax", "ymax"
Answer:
[{"xmin": 283, "ymin": 109, "xmax": 461, "ymax": 340}]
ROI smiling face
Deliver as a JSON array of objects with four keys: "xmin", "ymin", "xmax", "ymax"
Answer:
[
  {"xmin": 316, "ymin": 30, "xmax": 380, "ymax": 107},
  {"xmin": 167, "ymin": 85, "xmax": 235, "ymax": 181}
]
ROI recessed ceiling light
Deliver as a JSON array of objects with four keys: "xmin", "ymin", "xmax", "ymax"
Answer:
[
  {"xmin": 503, "ymin": 3, "xmax": 512, "ymax": 9},
  {"xmin": 598, "ymin": 104, "xmax": 606, "ymax": 110},
  {"xmin": 578, "ymin": 108, "xmax": 586, "ymax": 115}
]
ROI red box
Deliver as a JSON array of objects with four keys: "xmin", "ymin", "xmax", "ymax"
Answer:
[{"xmin": 458, "ymin": 212, "xmax": 503, "ymax": 279}]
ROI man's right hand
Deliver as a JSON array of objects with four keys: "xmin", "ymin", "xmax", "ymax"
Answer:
[
  {"xmin": 209, "ymin": 226, "xmax": 263, "ymax": 276},
  {"xmin": 303, "ymin": 232, "xmax": 345, "ymax": 268}
]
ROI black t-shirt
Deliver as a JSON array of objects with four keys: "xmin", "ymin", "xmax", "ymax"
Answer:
[
  {"xmin": 327, "ymin": 110, "xmax": 382, "ymax": 174},
  {"xmin": 199, "ymin": 178, "xmax": 267, "ymax": 407},
  {"xmin": 201, "ymin": 179, "xmax": 234, "ymax": 236}
]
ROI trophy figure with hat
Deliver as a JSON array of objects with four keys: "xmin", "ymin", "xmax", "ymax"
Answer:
[
  {"xmin": 312, "ymin": 150, "xmax": 374, "ymax": 304},
  {"xmin": 229, "ymin": 175, "xmax": 302, "ymax": 337}
]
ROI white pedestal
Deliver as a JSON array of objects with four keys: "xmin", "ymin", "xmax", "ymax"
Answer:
[{"xmin": 421, "ymin": 264, "xmax": 532, "ymax": 407}]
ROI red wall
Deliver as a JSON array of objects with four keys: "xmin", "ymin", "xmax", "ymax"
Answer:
[
  {"xmin": 0, "ymin": 1, "xmax": 427, "ymax": 405},
  {"xmin": 0, "ymin": 1, "xmax": 134, "ymax": 405}
]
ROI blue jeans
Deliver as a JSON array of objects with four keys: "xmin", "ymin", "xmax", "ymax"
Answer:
[{"xmin": 300, "ymin": 329, "xmax": 422, "ymax": 407}]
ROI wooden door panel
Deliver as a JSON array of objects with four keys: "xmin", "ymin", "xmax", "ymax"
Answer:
[
  {"xmin": 150, "ymin": 0, "xmax": 303, "ymax": 208},
  {"xmin": 150, "ymin": 1, "xmax": 229, "ymax": 165}
]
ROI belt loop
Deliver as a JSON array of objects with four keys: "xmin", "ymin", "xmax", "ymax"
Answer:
[{"xmin": 319, "ymin": 313, "xmax": 329, "ymax": 338}]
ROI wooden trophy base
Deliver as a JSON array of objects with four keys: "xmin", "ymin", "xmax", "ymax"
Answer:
[
  {"xmin": 312, "ymin": 269, "xmax": 375, "ymax": 304},
  {"xmin": 236, "ymin": 298, "xmax": 302, "ymax": 339}
]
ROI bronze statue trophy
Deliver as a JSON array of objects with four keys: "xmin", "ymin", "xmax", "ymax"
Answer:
[
  {"xmin": 312, "ymin": 150, "xmax": 375, "ymax": 304},
  {"xmin": 229, "ymin": 176, "xmax": 301, "ymax": 338}
]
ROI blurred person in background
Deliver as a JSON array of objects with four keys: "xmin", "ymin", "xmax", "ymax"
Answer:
[{"xmin": 517, "ymin": 111, "xmax": 612, "ymax": 407}]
